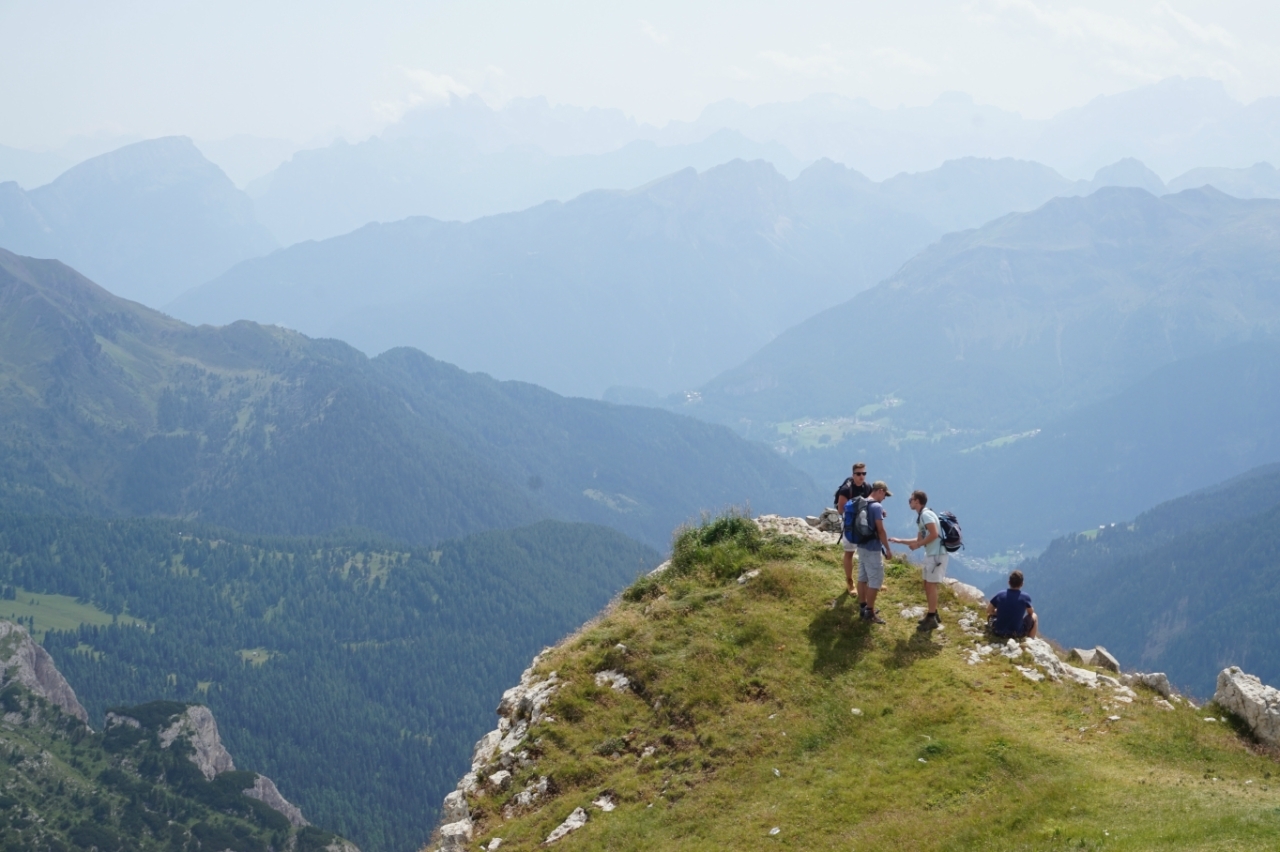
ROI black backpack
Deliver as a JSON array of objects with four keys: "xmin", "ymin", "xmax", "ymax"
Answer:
[{"xmin": 936, "ymin": 511, "xmax": 963, "ymax": 553}]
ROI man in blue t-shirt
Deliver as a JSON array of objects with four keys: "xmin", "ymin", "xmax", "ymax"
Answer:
[
  {"xmin": 987, "ymin": 570, "xmax": 1038, "ymax": 638},
  {"xmin": 855, "ymin": 480, "xmax": 893, "ymax": 624}
]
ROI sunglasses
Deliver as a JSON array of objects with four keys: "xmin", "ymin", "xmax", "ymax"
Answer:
[{"xmin": 853, "ymin": 472, "xmax": 866, "ymax": 476}]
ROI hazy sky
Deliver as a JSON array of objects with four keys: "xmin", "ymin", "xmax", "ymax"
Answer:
[{"xmin": 2, "ymin": 0, "xmax": 1277, "ymax": 149}]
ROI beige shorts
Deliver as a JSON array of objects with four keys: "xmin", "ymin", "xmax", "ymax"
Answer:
[
  {"xmin": 921, "ymin": 553, "xmax": 949, "ymax": 584},
  {"xmin": 842, "ymin": 535, "xmax": 857, "ymax": 553}
]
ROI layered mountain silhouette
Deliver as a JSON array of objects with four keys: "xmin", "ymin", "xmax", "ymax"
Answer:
[
  {"xmin": 249, "ymin": 128, "xmax": 803, "ymax": 244},
  {"xmin": 700, "ymin": 187, "xmax": 1280, "ymax": 432},
  {"xmin": 0, "ymin": 137, "xmax": 276, "ymax": 306},
  {"xmin": 174, "ymin": 156, "xmax": 1159, "ymax": 400},
  {"xmin": 0, "ymin": 249, "xmax": 817, "ymax": 549}
]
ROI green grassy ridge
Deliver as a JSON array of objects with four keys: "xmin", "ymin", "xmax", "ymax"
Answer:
[
  {"xmin": 0, "ymin": 689, "xmax": 351, "ymax": 852},
  {"xmin": 453, "ymin": 519, "xmax": 1280, "ymax": 851}
]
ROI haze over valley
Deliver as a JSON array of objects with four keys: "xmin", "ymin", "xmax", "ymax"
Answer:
[{"xmin": 5, "ymin": 3, "xmax": 1280, "ymax": 850}]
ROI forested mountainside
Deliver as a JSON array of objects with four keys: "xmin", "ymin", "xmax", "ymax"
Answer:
[
  {"xmin": 0, "ymin": 616, "xmax": 356, "ymax": 852},
  {"xmin": 699, "ymin": 186, "xmax": 1280, "ymax": 434},
  {"xmin": 1020, "ymin": 463, "xmax": 1280, "ymax": 696},
  {"xmin": 0, "ymin": 249, "xmax": 817, "ymax": 550},
  {"xmin": 0, "ymin": 512, "xmax": 658, "ymax": 852},
  {"xmin": 0, "ymin": 138, "xmax": 275, "ymax": 307}
]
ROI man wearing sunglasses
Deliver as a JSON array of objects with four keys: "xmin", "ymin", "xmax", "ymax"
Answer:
[{"xmin": 835, "ymin": 463, "xmax": 873, "ymax": 595}]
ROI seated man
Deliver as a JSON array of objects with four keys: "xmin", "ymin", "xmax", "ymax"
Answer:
[{"xmin": 987, "ymin": 570, "xmax": 1038, "ymax": 639}]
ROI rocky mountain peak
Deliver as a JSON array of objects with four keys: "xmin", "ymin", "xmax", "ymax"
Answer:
[{"xmin": 0, "ymin": 620, "xmax": 88, "ymax": 723}]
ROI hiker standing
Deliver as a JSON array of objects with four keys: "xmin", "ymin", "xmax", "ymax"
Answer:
[
  {"xmin": 889, "ymin": 490, "xmax": 947, "ymax": 631},
  {"xmin": 834, "ymin": 462, "xmax": 872, "ymax": 506},
  {"xmin": 987, "ymin": 570, "xmax": 1038, "ymax": 638},
  {"xmin": 835, "ymin": 464, "xmax": 872, "ymax": 595},
  {"xmin": 856, "ymin": 481, "xmax": 893, "ymax": 624}
]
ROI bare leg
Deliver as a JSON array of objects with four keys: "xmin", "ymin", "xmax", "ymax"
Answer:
[
  {"xmin": 864, "ymin": 586, "xmax": 879, "ymax": 613},
  {"xmin": 924, "ymin": 581, "xmax": 939, "ymax": 613},
  {"xmin": 856, "ymin": 580, "xmax": 868, "ymax": 608},
  {"xmin": 1028, "ymin": 612, "xmax": 1039, "ymax": 639},
  {"xmin": 843, "ymin": 551, "xmax": 855, "ymax": 594}
]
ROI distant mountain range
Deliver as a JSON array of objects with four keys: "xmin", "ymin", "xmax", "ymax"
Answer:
[
  {"xmin": 172, "ymin": 156, "xmax": 1173, "ymax": 400},
  {"xmin": 248, "ymin": 128, "xmax": 804, "ymax": 245},
  {"xmin": 0, "ymin": 249, "xmax": 817, "ymax": 550},
  {"xmin": 0, "ymin": 137, "xmax": 276, "ymax": 306},
  {"xmin": 698, "ymin": 187, "xmax": 1280, "ymax": 433},
  {"xmin": 1024, "ymin": 462, "xmax": 1280, "ymax": 697}
]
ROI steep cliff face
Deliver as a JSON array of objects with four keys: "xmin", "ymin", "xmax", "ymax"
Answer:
[{"xmin": 0, "ymin": 619, "xmax": 88, "ymax": 723}]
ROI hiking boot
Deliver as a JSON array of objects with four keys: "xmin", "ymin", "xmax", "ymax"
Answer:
[
  {"xmin": 917, "ymin": 612, "xmax": 941, "ymax": 631},
  {"xmin": 858, "ymin": 603, "xmax": 869, "ymax": 620},
  {"xmin": 869, "ymin": 610, "xmax": 886, "ymax": 625}
]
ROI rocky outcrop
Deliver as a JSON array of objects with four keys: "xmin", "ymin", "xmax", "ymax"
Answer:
[
  {"xmin": 1214, "ymin": 667, "xmax": 1280, "ymax": 746},
  {"xmin": 434, "ymin": 654, "xmax": 560, "ymax": 850},
  {"xmin": 107, "ymin": 703, "xmax": 310, "ymax": 830},
  {"xmin": 159, "ymin": 705, "xmax": 236, "ymax": 779},
  {"xmin": 0, "ymin": 620, "xmax": 89, "ymax": 724},
  {"xmin": 243, "ymin": 773, "xmax": 308, "ymax": 827},
  {"xmin": 756, "ymin": 515, "xmax": 840, "ymax": 544}
]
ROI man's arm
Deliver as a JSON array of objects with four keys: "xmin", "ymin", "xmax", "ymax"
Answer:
[
  {"xmin": 876, "ymin": 517, "xmax": 892, "ymax": 556},
  {"xmin": 890, "ymin": 521, "xmax": 938, "ymax": 551}
]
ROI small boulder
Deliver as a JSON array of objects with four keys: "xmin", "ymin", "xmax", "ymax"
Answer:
[
  {"xmin": 1068, "ymin": 648, "xmax": 1097, "ymax": 667},
  {"xmin": 545, "ymin": 807, "xmax": 588, "ymax": 844},
  {"xmin": 438, "ymin": 818, "xmax": 473, "ymax": 851},
  {"xmin": 1093, "ymin": 646, "xmax": 1120, "ymax": 672},
  {"xmin": 488, "ymin": 770, "xmax": 512, "ymax": 791}
]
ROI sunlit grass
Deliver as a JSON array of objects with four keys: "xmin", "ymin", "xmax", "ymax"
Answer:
[
  {"xmin": 456, "ymin": 518, "xmax": 1280, "ymax": 851},
  {"xmin": 0, "ymin": 587, "xmax": 144, "ymax": 640}
]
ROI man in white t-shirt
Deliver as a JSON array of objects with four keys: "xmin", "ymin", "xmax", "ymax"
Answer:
[{"xmin": 890, "ymin": 489, "xmax": 948, "ymax": 631}]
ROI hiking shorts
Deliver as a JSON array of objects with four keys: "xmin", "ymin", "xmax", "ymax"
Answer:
[
  {"xmin": 921, "ymin": 553, "xmax": 949, "ymax": 584},
  {"xmin": 857, "ymin": 547, "xmax": 885, "ymax": 589},
  {"xmin": 842, "ymin": 535, "xmax": 857, "ymax": 553}
]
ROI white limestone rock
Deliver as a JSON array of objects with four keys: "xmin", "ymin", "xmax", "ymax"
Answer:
[
  {"xmin": 488, "ymin": 770, "xmax": 513, "ymax": 791},
  {"xmin": 441, "ymin": 790, "xmax": 469, "ymax": 823},
  {"xmin": 754, "ymin": 515, "xmax": 840, "ymax": 544},
  {"xmin": 594, "ymin": 670, "xmax": 631, "ymax": 691},
  {"xmin": 1214, "ymin": 666, "xmax": 1280, "ymax": 746},
  {"xmin": 942, "ymin": 578, "xmax": 986, "ymax": 604},
  {"xmin": 592, "ymin": 793, "xmax": 617, "ymax": 812},
  {"xmin": 1068, "ymin": 648, "xmax": 1097, "ymax": 667},
  {"xmin": 1136, "ymin": 672, "xmax": 1174, "ymax": 698},
  {"xmin": 0, "ymin": 620, "xmax": 89, "ymax": 724},
  {"xmin": 545, "ymin": 807, "xmax": 588, "ymax": 844},
  {"xmin": 243, "ymin": 774, "xmax": 308, "ymax": 827},
  {"xmin": 737, "ymin": 569, "xmax": 761, "ymax": 585},
  {"xmin": 1093, "ymin": 646, "xmax": 1120, "ymax": 672},
  {"xmin": 900, "ymin": 606, "xmax": 926, "ymax": 619},
  {"xmin": 159, "ymin": 706, "xmax": 236, "ymax": 779},
  {"xmin": 438, "ymin": 818, "xmax": 473, "ymax": 851}
]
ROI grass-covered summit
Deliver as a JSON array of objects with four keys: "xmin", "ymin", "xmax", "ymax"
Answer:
[{"xmin": 442, "ymin": 515, "xmax": 1280, "ymax": 850}]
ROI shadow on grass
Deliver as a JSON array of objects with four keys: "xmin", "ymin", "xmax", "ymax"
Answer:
[
  {"xmin": 807, "ymin": 592, "xmax": 874, "ymax": 677},
  {"xmin": 885, "ymin": 632, "xmax": 945, "ymax": 669}
]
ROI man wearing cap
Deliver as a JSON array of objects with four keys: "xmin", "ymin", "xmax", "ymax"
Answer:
[{"xmin": 857, "ymin": 480, "xmax": 893, "ymax": 624}]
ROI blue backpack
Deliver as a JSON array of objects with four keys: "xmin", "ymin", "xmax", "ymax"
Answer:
[{"xmin": 843, "ymin": 497, "xmax": 876, "ymax": 545}]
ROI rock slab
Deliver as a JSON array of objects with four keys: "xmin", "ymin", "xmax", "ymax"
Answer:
[{"xmin": 1214, "ymin": 666, "xmax": 1280, "ymax": 746}]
